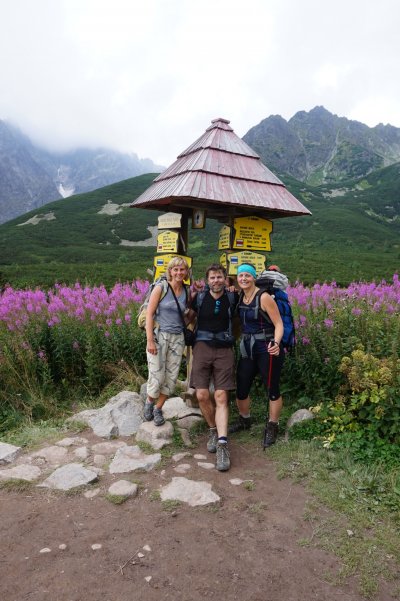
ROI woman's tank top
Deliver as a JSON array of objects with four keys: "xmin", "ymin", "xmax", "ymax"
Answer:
[{"xmin": 156, "ymin": 285, "xmax": 186, "ymax": 334}]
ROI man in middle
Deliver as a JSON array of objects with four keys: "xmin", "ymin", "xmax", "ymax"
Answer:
[{"xmin": 191, "ymin": 264, "xmax": 238, "ymax": 472}]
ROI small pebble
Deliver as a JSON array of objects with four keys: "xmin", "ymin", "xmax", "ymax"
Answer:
[
  {"xmin": 40, "ymin": 548, "xmax": 51, "ymax": 554},
  {"xmin": 138, "ymin": 552, "xmax": 145, "ymax": 558},
  {"xmin": 145, "ymin": 576, "xmax": 152, "ymax": 583},
  {"xmin": 143, "ymin": 544, "xmax": 151, "ymax": 552},
  {"xmin": 347, "ymin": 529, "xmax": 354, "ymax": 537},
  {"xmin": 194, "ymin": 454, "xmax": 206, "ymax": 460},
  {"xmin": 91, "ymin": 544, "xmax": 102, "ymax": 550},
  {"xmin": 59, "ymin": 544, "xmax": 67, "ymax": 550},
  {"xmin": 229, "ymin": 478, "xmax": 244, "ymax": 486}
]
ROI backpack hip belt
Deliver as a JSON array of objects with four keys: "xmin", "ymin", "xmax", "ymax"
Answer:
[
  {"xmin": 239, "ymin": 331, "xmax": 274, "ymax": 359},
  {"xmin": 196, "ymin": 329, "xmax": 235, "ymax": 345}
]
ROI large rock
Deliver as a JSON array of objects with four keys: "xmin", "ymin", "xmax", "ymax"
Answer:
[
  {"xmin": 285, "ymin": 408, "xmax": 315, "ymax": 440},
  {"xmin": 162, "ymin": 397, "xmax": 202, "ymax": 420},
  {"xmin": 39, "ymin": 463, "xmax": 98, "ymax": 491},
  {"xmin": 55, "ymin": 437, "xmax": 89, "ymax": 447},
  {"xmin": 160, "ymin": 477, "xmax": 220, "ymax": 506},
  {"xmin": 68, "ymin": 391, "xmax": 144, "ymax": 438},
  {"xmin": 0, "ymin": 464, "xmax": 41, "ymax": 482},
  {"xmin": 176, "ymin": 415, "xmax": 204, "ymax": 430},
  {"xmin": 108, "ymin": 480, "xmax": 138, "ymax": 498},
  {"xmin": 91, "ymin": 441, "xmax": 127, "ymax": 455},
  {"xmin": 136, "ymin": 421, "xmax": 174, "ymax": 450},
  {"xmin": 109, "ymin": 445, "xmax": 161, "ymax": 474},
  {"xmin": 28, "ymin": 445, "xmax": 68, "ymax": 466},
  {"xmin": 0, "ymin": 442, "xmax": 22, "ymax": 465}
]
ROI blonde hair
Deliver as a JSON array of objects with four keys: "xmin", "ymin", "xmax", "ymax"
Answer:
[{"xmin": 166, "ymin": 257, "xmax": 189, "ymax": 281}]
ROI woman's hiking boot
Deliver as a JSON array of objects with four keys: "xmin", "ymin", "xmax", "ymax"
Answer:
[
  {"xmin": 216, "ymin": 442, "xmax": 230, "ymax": 471},
  {"xmin": 263, "ymin": 421, "xmax": 279, "ymax": 448},
  {"xmin": 207, "ymin": 428, "xmax": 218, "ymax": 453},
  {"xmin": 228, "ymin": 415, "xmax": 252, "ymax": 434},
  {"xmin": 144, "ymin": 400, "xmax": 154, "ymax": 421},
  {"xmin": 153, "ymin": 407, "xmax": 165, "ymax": 426}
]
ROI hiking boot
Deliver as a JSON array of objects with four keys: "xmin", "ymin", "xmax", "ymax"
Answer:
[
  {"xmin": 207, "ymin": 428, "xmax": 218, "ymax": 453},
  {"xmin": 153, "ymin": 407, "xmax": 165, "ymax": 426},
  {"xmin": 263, "ymin": 421, "xmax": 279, "ymax": 448},
  {"xmin": 144, "ymin": 400, "xmax": 154, "ymax": 421},
  {"xmin": 216, "ymin": 442, "xmax": 231, "ymax": 471},
  {"xmin": 228, "ymin": 415, "xmax": 252, "ymax": 434}
]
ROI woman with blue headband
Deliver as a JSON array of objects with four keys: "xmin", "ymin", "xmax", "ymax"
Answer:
[{"xmin": 230, "ymin": 264, "xmax": 284, "ymax": 448}]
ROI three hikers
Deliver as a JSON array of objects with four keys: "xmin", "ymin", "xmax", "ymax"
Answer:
[{"xmin": 143, "ymin": 258, "xmax": 291, "ymax": 470}]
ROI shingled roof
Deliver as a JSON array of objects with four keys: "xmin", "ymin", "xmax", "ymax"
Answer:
[{"xmin": 131, "ymin": 118, "xmax": 311, "ymax": 220}]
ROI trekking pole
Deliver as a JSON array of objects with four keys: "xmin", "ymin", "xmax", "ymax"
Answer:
[{"xmin": 262, "ymin": 351, "xmax": 274, "ymax": 450}]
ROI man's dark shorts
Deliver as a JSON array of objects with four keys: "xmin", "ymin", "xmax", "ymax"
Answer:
[{"xmin": 191, "ymin": 341, "xmax": 235, "ymax": 391}]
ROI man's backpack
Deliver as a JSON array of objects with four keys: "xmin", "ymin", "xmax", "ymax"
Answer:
[
  {"xmin": 137, "ymin": 277, "xmax": 169, "ymax": 330},
  {"xmin": 252, "ymin": 274, "xmax": 295, "ymax": 351}
]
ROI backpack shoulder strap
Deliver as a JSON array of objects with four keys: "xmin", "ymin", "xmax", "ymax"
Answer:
[
  {"xmin": 158, "ymin": 278, "xmax": 169, "ymax": 301},
  {"xmin": 255, "ymin": 289, "xmax": 273, "ymax": 323},
  {"xmin": 196, "ymin": 289, "xmax": 207, "ymax": 313},
  {"xmin": 226, "ymin": 290, "xmax": 237, "ymax": 311}
]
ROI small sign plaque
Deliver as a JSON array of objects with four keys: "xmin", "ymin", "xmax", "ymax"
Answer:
[
  {"xmin": 218, "ymin": 225, "xmax": 232, "ymax": 250},
  {"xmin": 233, "ymin": 216, "xmax": 272, "ymax": 251},
  {"xmin": 192, "ymin": 209, "xmax": 206, "ymax": 229},
  {"xmin": 226, "ymin": 251, "xmax": 266, "ymax": 276},
  {"xmin": 158, "ymin": 212, "xmax": 182, "ymax": 230},
  {"xmin": 156, "ymin": 230, "xmax": 179, "ymax": 253},
  {"xmin": 219, "ymin": 253, "xmax": 227, "ymax": 268}
]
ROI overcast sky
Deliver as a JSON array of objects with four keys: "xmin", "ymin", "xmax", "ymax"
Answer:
[{"xmin": 1, "ymin": 0, "xmax": 399, "ymax": 165}]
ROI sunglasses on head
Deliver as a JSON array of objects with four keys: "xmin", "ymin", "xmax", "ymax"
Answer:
[{"xmin": 214, "ymin": 300, "xmax": 221, "ymax": 315}]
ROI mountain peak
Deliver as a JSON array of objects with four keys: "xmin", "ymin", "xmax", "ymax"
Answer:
[{"xmin": 243, "ymin": 108, "xmax": 400, "ymax": 184}]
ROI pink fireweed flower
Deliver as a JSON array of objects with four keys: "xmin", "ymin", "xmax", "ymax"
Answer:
[
  {"xmin": 324, "ymin": 319, "xmax": 334, "ymax": 329},
  {"xmin": 352, "ymin": 307, "xmax": 362, "ymax": 316},
  {"xmin": 302, "ymin": 337, "xmax": 311, "ymax": 345}
]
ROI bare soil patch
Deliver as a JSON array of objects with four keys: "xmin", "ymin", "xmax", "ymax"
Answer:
[{"xmin": 0, "ymin": 434, "xmax": 395, "ymax": 601}]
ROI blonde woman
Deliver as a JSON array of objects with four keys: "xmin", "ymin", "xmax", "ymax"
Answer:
[{"xmin": 144, "ymin": 257, "xmax": 189, "ymax": 426}]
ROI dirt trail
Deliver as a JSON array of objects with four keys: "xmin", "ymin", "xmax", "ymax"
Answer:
[{"xmin": 0, "ymin": 435, "xmax": 394, "ymax": 601}]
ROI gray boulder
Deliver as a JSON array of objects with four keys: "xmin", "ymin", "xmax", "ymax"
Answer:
[
  {"xmin": 136, "ymin": 421, "xmax": 174, "ymax": 450},
  {"xmin": 68, "ymin": 391, "xmax": 144, "ymax": 438},
  {"xmin": 109, "ymin": 445, "xmax": 161, "ymax": 474},
  {"xmin": 39, "ymin": 463, "xmax": 98, "ymax": 491},
  {"xmin": 0, "ymin": 442, "xmax": 22, "ymax": 465},
  {"xmin": 160, "ymin": 477, "xmax": 220, "ymax": 506},
  {"xmin": 285, "ymin": 409, "xmax": 315, "ymax": 440}
]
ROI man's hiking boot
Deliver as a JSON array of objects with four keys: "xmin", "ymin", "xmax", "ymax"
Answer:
[
  {"xmin": 229, "ymin": 415, "xmax": 252, "ymax": 434},
  {"xmin": 144, "ymin": 400, "xmax": 154, "ymax": 421},
  {"xmin": 153, "ymin": 407, "xmax": 165, "ymax": 426},
  {"xmin": 216, "ymin": 442, "xmax": 231, "ymax": 471},
  {"xmin": 207, "ymin": 428, "xmax": 218, "ymax": 453},
  {"xmin": 263, "ymin": 421, "xmax": 279, "ymax": 448}
]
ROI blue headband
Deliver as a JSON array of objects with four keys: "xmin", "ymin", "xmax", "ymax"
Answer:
[{"xmin": 237, "ymin": 264, "xmax": 257, "ymax": 278}]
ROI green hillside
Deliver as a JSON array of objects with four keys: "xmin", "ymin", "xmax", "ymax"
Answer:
[{"xmin": 0, "ymin": 167, "xmax": 399, "ymax": 288}]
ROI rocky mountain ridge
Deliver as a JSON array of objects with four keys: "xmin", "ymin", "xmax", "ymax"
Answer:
[
  {"xmin": 243, "ymin": 106, "xmax": 400, "ymax": 184},
  {"xmin": 0, "ymin": 120, "xmax": 162, "ymax": 224}
]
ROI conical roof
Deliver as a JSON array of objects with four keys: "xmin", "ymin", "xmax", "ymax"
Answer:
[{"xmin": 131, "ymin": 118, "xmax": 311, "ymax": 219}]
